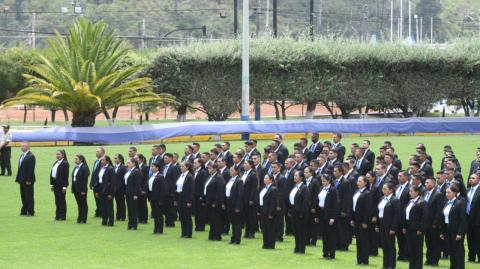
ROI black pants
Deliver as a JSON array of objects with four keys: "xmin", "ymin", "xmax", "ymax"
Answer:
[
  {"xmin": 467, "ymin": 220, "xmax": 480, "ymax": 262},
  {"xmin": 425, "ymin": 226, "xmax": 441, "ymax": 265},
  {"xmin": 114, "ymin": 190, "xmax": 126, "ymax": 221},
  {"xmin": 19, "ymin": 182, "xmax": 34, "ymax": 215},
  {"xmin": 207, "ymin": 204, "xmax": 222, "ymax": 240},
  {"xmin": 165, "ymin": 195, "xmax": 176, "ymax": 226},
  {"xmin": 285, "ymin": 205, "xmax": 293, "ymax": 235},
  {"xmin": 126, "ymin": 195, "xmax": 138, "ymax": 229},
  {"xmin": 93, "ymin": 188, "xmax": 102, "ymax": 217},
  {"xmin": 337, "ymin": 216, "xmax": 351, "ymax": 249},
  {"xmin": 137, "ymin": 194, "xmax": 148, "ymax": 223},
  {"xmin": 275, "ymin": 207, "xmax": 285, "ymax": 241},
  {"xmin": 150, "ymin": 200, "xmax": 164, "ymax": 233},
  {"xmin": 178, "ymin": 202, "xmax": 193, "ymax": 237},
  {"xmin": 74, "ymin": 192, "xmax": 88, "ymax": 223},
  {"xmin": 222, "ymin": 205, "xmax": 230, "ymax": 234},
  {"xmin": 101, "ymin": 194, "xmax": 114, "ymax": 226},
  {"xmin": 369, "ymin": 222, "xmax": 379, "ymax": 255},
  {"xmin": 406, "ymin": 229, "xmax": 424, "ymax": 269},
  {"xmin": 194, "ymin": 197, "xmax": 206, "ymax": 231},
  {"xmin": 446, "ymin": 228, "xmax": 465, "ymax": 269},
  {"xmin": 0, "ymin": 146, "xmax": 11, "ymax": 175},
  {"xmin": 244, "ymin": 203, "xmax": 257, "ymax": 237},
  {"xmin": 397, "ymin": 227, "xmax": 409, "ymax": 259},
  {"xmin": 356, "ymin": 225, "xmax": 370, "ymax": 264},
  {"xmin": 227, "ymin": 203, "xmax": 243, "ymax": 244},
  {"xmin": 292, "ymin": 213, "xmax": 307, "ymax": 253},
  {"xmin": 319, "ymin": 218, "xmax": 337, "ymax": 258},
  {"xmin": 306, "ymin": 211, "xmax": 318, "ymax": 245},
  {"xmin": 380, "ymin": 226, "xmax": 396, "ymax": 269},
  {"xmin": 53, "ymin": 186, "xmax": 67, "ymax": 220},
  {"xmin": 261, "ymin": 214, "xmax": 276, "ymax": 249}
]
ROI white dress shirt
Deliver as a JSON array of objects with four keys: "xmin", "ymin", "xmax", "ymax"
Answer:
[
  {"xmin": 241, "ymin": 169, "xmax": 252, "ymax": 182},
  {"xmin": 289, "ymin": 182, "xmax": 303, "ymax": 205},
  {"xmin": 353, "ymin": 188, "xmax": 365, "ymax": 212},
  {"xmin": 396, "ymin": 182, "xmax": 408, "ymax": 198},
  {"xmin": 73, "ymin": 163, "xmax": 82, "ymax": 182},
  {"xmin": 98, "ymin": 165, "xmax": 108, "ymax": 184},
  {"xmin": 406, "ymin": 197, "xmax": 420, "ymax": 220},
  {"xmin": 259, "ymin": 184, "xmax": 271, "ymax": 206},
  {"xmin": 148, "ymin": 172, "xmax": 158, "ymax": 191},
  {"xmin": 0, "ymin": 131, "xmax": 12, "ymax": 144},
  {"xmin": 51, "ymin": 159, "xmax": 63, "ymax": 178},
  {"xmin": 225, "ymin": 176, "xmax": 237, "ymax": 197},
  {"xmin": 176, "ymin": 172, "xmax": 188, "ymax": 192},
  {"xmin": 318, "ymin": 185, "xmax": 330, "ymax": 208},
  {"xmin": 443, "ymin": 198, "xmax": 456, "ymax": 224},
  {"xmin": 378, "ymin": 194, "xmax": 393, "ymax": 219},
  {"xmin": 306, "ymin": 177, "xmax": 313, "ymax": 187},
  {"xmin": 204, "ymin": 173, "xmax": 216, "ymax": 195},
  {"xmin": 124, "ymin": 169, "xmax": 133, "ymax": 185}
]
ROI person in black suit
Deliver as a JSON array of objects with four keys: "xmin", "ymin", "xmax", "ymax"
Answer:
[
  {"xmin": 225, "ymin": 165, "xmax": 243, "ymax": 244},
  {"xmin": 366, "ymin": 170, "xmax": 381, "ymax": 256},
  {"xmin": 193, "ymin": 158, "xmax": 208, "ymax": 231},
  {"xmin": 136, "ymin": 154, "xmax": 149, "ymax": 224},
  {"xmin": 113, "ymin": 154, "xmax": 127, "ymax": 221},
  {"xmin": 181, "ymin": 145, "xmax": 195, "ymax": 163},
  {"xmin": 315, "ymin": 174, "xmax": 339, "ymax": 259},
  {"xmin": 175, "ymin": 162, "xmax": 194, "ymax": 238},
  {"xmin": 424, "ymin": 178, "xmax": 444, "ymax": 266},
  {"xmin": 333, "ymin": 165, "xmax": 353, "ymax": 250},
  {"xmin": 71, "ymin": 154, "xmax": 90, "ymax": 224},
  {"xmin": 97, "ymin": 156, "xmax": 115, "ymax": 226},
  {"xmin": 362, "ymin": 140, "xmax": 375, "ymax": 165},
  {"xmin": 272, "ymin": 136, "xmax": 289, "ymax": 165},
  {"xmin": 384, "ymin": 153, "xmax": 400, "ymax": 181},
  {"xmin": 466, "ymin": 173, "xmax": 480, "ymax": 263},
  {"xmin": 309, "ymin": 133, "xmax": 323, "ymax": 160},
  {"xmin": 418, "ymin": 152, "xmax": 434, "ymax": 179},
  {"xmin": 16, "ymin": 142, "xmax": 36, "ymax": 216},
  {"xmin": 354, "ymin": 147, "xmax": 372, "ymax": 176},
  {"xmin": 375, "ymin": 182, "xmax": 400, "ymax": 269},
  {"xmin": 350, "ymin": 175, "xmax": 373, "ymax": 265},
  {"xmin": 163, "ymin": 153, "xmax": 180, "ymax": 227},
  {"xmin": 204, "ymin": 162, "xmax": 226, "ymax": 241},
  {"xmin": 327, "ymin": 149, "xmax": 342, "ymax": 171},
  {"xmin": 50, "ymin": 149, "xmax": 69, "ymax": 221},
  {"xmin": 271, "ymin": 161, "xmax": 287, "ymax": 242},
  {"xmin": 332, "ymin": 133, "xmax": 346, "ymax": 162},
  {"xmin": 396, "ymin": 171, "xmax": 411, "ymax": 261},
  {"xmin": 221, "ymin": 142, "xmax": 234, "ymax": 168},
  {"xmin": 241, "ymin": 160, "xmax": 258, "ymax": 238},
  {"xmin": 149, "ymin": 144, "xmax": 165, "ymax": 171},
  {"xmin": 259, "ymin": 174, "xmax": 278, "ymax": 249},
  {"xmin": 468, "ymin": 151, "xmax": 480, "ymax": 178},
  {"xmin": 283, "ymin": 157, "xmax": 296, "ymax": 236},
  {"xmin": 289, "ymin": 170, "xmax": 311, "ymax": 254},
  {"xmin": 124, "ymin": 158, "xmax": 142, "ymax": 230},
  {"xmin": 304, "ymin": 167, "xmax": 320, "ymax": 246},
  {"xmin": 344, "ymin": 159, "xmax": 360, "ymax": 191},
  {"xmin": 90, "ymin": 147, "xmax": 105, "ymax": 217},
  {"xmin": 402, "ymin": 185, "xmax": 427, "ymax": 269},
  {"xmin": 145, "ymin": 161, "xmax": 168, "ymax": 234},
  {"xmin": 440, "ymin": 185, "xmax": 467, "ymax": 269}
]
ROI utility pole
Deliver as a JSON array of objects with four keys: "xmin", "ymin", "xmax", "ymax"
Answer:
[
  {"xmin": 241, "ymin": 0, "xmax": 250, "ymax": 133},
  {"xmin": 408, "ymin": 0, "xmax": 412, "ymax": 40},
  {"xmin": 254, "ymin": 7, "xmax": 260, "ymax": 37},
  {"xmin": 31, "ymin": 12, "xmax": 36, "ymax": 49},
  {"xmin": 390, "ymin": 0, "xmax": 394, "ymax": 42},
  {"xmin": 400, "ymin": 0, "xmax": 403, "ymax": 39},
  {"xmin": 430, "ymin": 17, "xmax": 433, "ymax": 43},
  {"xmin": 234, "ymin": 0, "xmax": 238, "ymax": 36},
  {"xmin": 317, "ymin": 0, "xmax": 322, "ymax": 34},
  {"xmin": 309, "ymin": 0, "xmax": 314, "ymax": 41},
  {"xmin": 265, "ymin": 0, "xmax": 269, "ymax": 30},
  {"xmin": 414, "ymin": 14, "xmax": 419, "ymax": 42},
  {"xmin": 273, "ymin": 0, "xmax": 277, "ymax": 37},
  {"xmin": 140, "ymin": 18, "xmax": 146, "ymax": 49},
  {"xmin": 420, "ymin": 17, "xmax": 423, "ymax": 43}
]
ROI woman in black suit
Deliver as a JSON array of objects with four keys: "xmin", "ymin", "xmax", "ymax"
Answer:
[
  {"xmin": 124, "ymin": 158, "xmax": 142, "ymax": 230},
  {"xmin": 98, "ymin": 155, "xmax": 115, "ymax": 226},
  {"xmin": 146, "ymin": 161, "xmax": 168, "ymax": 234},
  {"xmin": 402, "ymin": 185, "xmax": 427, "ymax": 269},
  {"xmin": 225, "ymin": 165, "xmax": 243, "ymax": 244},
  {"xmin": 50, "ymin": 149, "xmax": 69, "ymax": 221},
  {"xmin": 289, "ymin": 170, "xmax": 310, "ymax": 254},
  {"xmin": 315, "ymin": 174, "xmax": 339, "ymax": 259},
  {"xmin": 350, "ymin": 175, "xmax": 373, "ymax": 265},
  {"xmin": 71, "ymin": 154, "xmax": 90, "ymax": 224},
  {"xmin": 204, "ymin": 162, "xmax": 226, "ymax": 241},
  {"xmin": 440, "ymin": 185, "xmax": 467, "ymax": 269},
  {"xmin": 367, "ymin": 170, "xmax": 381, "ymax": 256},
  {"xmin": 375, "ymin": 182, "xmax": 400, "ymax": 269},
  {"xmin": 137, "ymin": 154, "xmax": 149, "ymax": 224},
  {"xmin": 176, "ymin": 162, "xmax": 194, "ymax": 238},
  {"xmin": 193, "ymin": 158, "xmax": 208, "ymax": 231},
  {"xmin": 259, "ymin": 174, "xmax": 278, "ymax": 249},
  {"xmin": 113, "ymin": 154, "xmax": 127, "ymax": 221},
  {"xmin": 304, "ymin": 167, "xmax": 320, "ymax": 246}
]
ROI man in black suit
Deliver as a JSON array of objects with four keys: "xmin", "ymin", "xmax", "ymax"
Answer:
[
  {"xmin": 191, "ymin": 142, "xmax": 201, "ymax": 160},
  {"xmin": 294, "ymin": 152, "xmax": 308, "ymax": 171},
  {"xmin": 361, "ymin": 140, "xmax": 375, "ymax": 165},
  {"xmin": 354, "ymin": 147, "xmax": 371, "ymax": 176},
  {"xmin": 162, "ymin": 153, "xmax": 180, "ymax": 227},
  {"xmin": 395, "ymin": 171, "xmax": 411, "ymax": 261},
  {"xmin": 424, "ymin": 178, "xmax": 444, "ymax": 266},
  {"xmin": 283, "ymin": 157, "xmax": 296, "ymax": 235},
  {"xmin": 469, "ymin": 151, "xmax": 480, "ymax": 178},
  {"xmin": 181, "ymin": 145, "xmax": 195, "ymax": 163},
  {"xmin": 331, "ymin": 133, "xmax": 346, "ymax": 162},
  {"xmin": 149, "ymin": 144, "xmax": 165, "ymax": 173},
  {"xmin": 384, "ymin": 153, "xmax": 400, "ymax": 181},
  {"xmin": 90, "ymin": 147, "xmax": 105, "ymax": 217},
  {"xmin": 272, "ymin": 135, "xmax": 289, "ymax": 165},
  {"xmin": 271, "ymin": 161, "xmax": 287, "ymax": 242},
  {"xmin": 309, "ymin": 133, "xmax": 323, "ymax": 160},
  {"xmin": 327, "ymin": 149, "xmax": 342, "ymax": 171},
  {"xmin": 221, "ymin": 142, "xmax": 234, "ymax": 168},
  {"xmin": 333, "ymin": 165, "xmax": 353, "ymax": 250},
  {"xmin": 16, "ymin": 142, "xmax": 36, "ymax": 216},
  {"xmin": 299, "ymin": 138, "xmax": 313, "ymax": 162},
  {"xmin": 243, "ymin": 140, "xmax": 260, "ymax": 162},
  {"xmin": 343, "ymin": 159, "xmax": 360, "ymax": 190},
  {"xmin": 466, "ymin": 173, "xmax": 480, "ymax": 263},
  {"xmin": 241, "ymin": 160, "xmax": 258, "ymax": 238},
  {"xmin": 419, "ymin": 151, "xmax": 434, "ymax": 179}
]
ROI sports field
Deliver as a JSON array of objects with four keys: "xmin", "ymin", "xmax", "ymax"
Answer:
[{"xmin": 0, "ymin": 135, "xmax": 478, "ymax": 269}]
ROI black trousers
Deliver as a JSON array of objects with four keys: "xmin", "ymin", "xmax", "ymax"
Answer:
[
  {"xmin": 292, "ymin": 212, "xmax": 307, "ymax": 253},
  {"xmin": 222, "ymin": 205, "xmax": 230, "ymax": 234},
  {"xmin": 101, "ymin": 194, "xmax": 114, "ymax": 226},
  {"xmin": 19, "ymin": 182, "xmax": 34, "ymax": 215},
  {"xmin": 397, "ymin": 227, "xmax": 409, "ymax": 259},
  {"xmin": 467, "ymin": 219, "xmax": 480, "ymax": 262},
  {"xmin": 137, "ymin": 194, "xmax": 148, "ymax": 223},
  {"xmin": 150, "ymin": 200, "xmax": 164, "ymax": 233},
  {"xmin": 425, "ymin": 226, "xmax": 441, "ymax": 265},
  {"xmin": 275, "ymin": 207, "xmax": 285, "ymax": 240},
  {"xmin": 114, "ymin": 190, "xmax": 126, "ymax": 221},
  {"xmin": 285, "ymin": 204, "xmax": 293, "ymax": 235},
  {"xmin": 227, "ymin": 202, "xmax": 243, "ymax": 244},
  {"xmin": 93, "ymin": 188, "xmax": 102, "ymax": 217},
  {"xmin": 178, "ymin": 202, "xmax": 193, "ymax": 237},
  {"xmin": 406, "ymin": 229, "xmax": 424, "ymax": 269},
  {"xmin": 369, "ymin": 222, "xmax": 379, "ymax": 255},
  {"xmin": 319, "ymin": 218, "xmax": 337, "ymax": 258},
  {"xmin": 53, "ymin": 185, "xmax": 67, "ymax": 220},
  {"xmin": 244, "ymin": 203, "xmax": 257, "ymax": 237},
  {"xmin": 207, "ymin": 204, "xmax": 222, "ymax": 240},
  {"xmin": 0, "ymin": 146, "xmax": 11, "ymax": 175},
  {"xmin": 380, "ymin": 226, "xmax": 397, "ymax": 269},
  {"xmin": 194, "ymin": 197, "xmax": 206, "ymax": 231},
  {"xmin": 306, "ymin": 211, "xmax": 318, "ymax": 245},
  {"xmin": 356, "ymin": 225, "xmax": 370, "ymax": 264},
  {"xmin": 446, "ymin": 228, "xmax": 465, "ymax": 269},
  {"xmin": 165, "ymin": 195, "xmax": 176, "ymax": 226},
  {"xmin": 74, "ymin": 192, "xmax": 88, "ymax": 223},
  {"xmin": 337, "ymin": 216, "xmax": 351, "ymax": 249},
  {"xmin": 126, "ymin": 195, "xmax": 138, "ymax": 229},
  {"xmin": 261, "ymin": 214, "xmax": 276, "ymax": 249}
]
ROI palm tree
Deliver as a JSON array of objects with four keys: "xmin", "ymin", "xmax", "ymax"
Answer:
[{"xmin": 1, "ymin": 18, "xmax": 171, "ymax": 127}]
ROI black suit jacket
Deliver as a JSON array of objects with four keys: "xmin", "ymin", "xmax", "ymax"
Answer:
[
  {"xmin": 71, "ymin": 164, "xmax": 90, "ymax": 194},
  {"xmin": 99, "ymin": 166, "xmax": 115, "ymax": 196},
  {"xmin": 163, "ymin": 163, "xmax": 180, "ymax": 195},
  {"xmin": 149, "ymin": 155, "xmax": 164, "ymax": 169},
  {"xmin": 290, "ymin": 184, "xmax": 310, "ymax": 217},
  {"xmin": 333, "ymin": 143, "xmax": 346, "ymax": 162},
  {"xmin": 242, "ymin": 170, "xmax": 258, "ymax": 204},
  {"xmin": 364, "ymin": 149, "xmax": 375, "ymax": 165},
  {"xmin": 260, "ymin": 185, "xmax": 278, "ymax": 217},
  {"xmin": 306, "ymin": 177, "xmax": 321, "ymax": 209},
  {"xmin": 204, "ymin": 173, "xmax": 226, "ymax": 206},
  {"xmin": 227, "ymin": 176, "xmax": 243, "ymax": 211},
  {"xmin": 387, "ymin": 165, "xmax": 400, "ymax": 181},
  {"xmin": 223, "ymin": 151, "xmax": 234, "ymax": 168},
  {"xmin": 345, "ymin": 169, "xmax": 360, "ymax": 191},
  {"xmin": 467, "ymin": 186, "xmax": 480, "ymax": 226},
  {"xmin": 352, "ymin": 189, "xmax": 373, "ymax": 225},
  {"xmin": 274, "ymin": 174, "xmax": 288, "ymax": 209},
  {"xmin": 219, "ymin": 167, "xmax": 230, "ymax": 184},
  {"xmin": 114, "ymin": 164, "xmax": 127, "ymax": 194},
  {"xmin": 420, "ymin": 162, "xmax": 434, "ymax": 179},
  {"xmin": 275, "ymin": 144, "xmax": 289, "ymax": 165},
  {"xmin": 335, "ymin": 177, "xmax": 353, "ymax": 215},
  {"xmin": 309, "ymin": 141, "xmax": 323, "ymax": 160},
  {"xmin": 404, "ymin": 199, "xmax": 427, "ymax": 232},
  {"xmin": 125, "ymin": 168, "xmax": 142, "ymax": 196},
  {"xmin": 314, "ymin": 186, "xmax": 339, "ymax": 221},
  {"xmin": 194, "ymin": 168, "xmax": 208, "ymax": 198},
  {"xmin": 440, "ymin": 198, "xmax": 467, "ymax": 236},
  {"xmin": 356, "ymin": 158, "xmax": 371, "ymax": 176},
  {"xmin": 50, "ymin": 159, "xmax": 69, "ymax": 187},
  {"xmin": 16, "ymin": 151, "xmax": 36, "ymax": 183},
  {"xmin": 146, "ymin": 173, "xmax": 168, "ymax": 203},
  {"xmin": 424, "ymin": 190, "xmax": 443, "ymax": 228},
  {"xmin": 177, "ymin": 173, "xmax": 194, "ymax": 204},
  {"xmin": 378, "ymin": 196, "xmax": 400, "ymax": 231},
  {"xmin": 89, "ymin": 159, "xmax": 102, "ymax": 190},
  {"xmin": 469, "ymin": 160, "xmax": 480, "ymax": 178}
]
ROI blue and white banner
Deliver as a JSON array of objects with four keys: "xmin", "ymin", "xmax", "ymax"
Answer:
[{"xmin": 10, "ymin": 117, "xmax": 480, "ymax": 144}]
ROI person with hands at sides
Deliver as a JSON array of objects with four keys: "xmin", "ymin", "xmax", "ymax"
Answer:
[
  {"xmin": 176, "ymin": 162, "xmax": 194, "ymax": 238},
  {"xmin": 16, "ymin": 142, "xmax": 36, "ymax": 217},
  {"xmin": 113, "ymin": 154, "xmax": 127, "ymax": 221},
  {"xmin": 50, "ymin": 149, "xmax": 69, "ymax": 221},
  {"xmin": 241, "ymin": 159, "xmax": 258, "ymax": 239},
  {"xmin": 146, "ymin": 161, "xmax": 168, "ymax": 234},
  {"xmin": 315, "ymin": 174, "xmax": 339, "ymax": 260},
  {"xmin": 204, "ymin": 163, "xmax": 226, "ymax": 241},
  {"xmin": 124, "ymin": 158, "xmax": 142, "ymax": 230},
  {"xmin": 289, "ymin": 170, "xmax": 311, "ymax": 254},
  {"xmin": 350, "ymin": 175, "xmax": 373, "ymax": 265},
  {"xmin": 71, "ymin": 154, "xmax": 90, "ymax": 224},
  {"xmin": 259, "ymin": 174, "xmax": 278, "ymax": 249},
  {"xmin": 97, "ymin": 156, "xmax": 115, "ymax": 227},
  {"xmin": 225, "ymin": 165, "xmax": 244, "ymax": 245},
  {"xmin": 402, "ymin": 185, "xmax": 427, "ymax": 269}
]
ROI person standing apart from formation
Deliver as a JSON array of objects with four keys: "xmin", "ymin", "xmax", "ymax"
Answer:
[
  {"xmin": 176, "ymin": 162, "xmax": 194, "ymax": 238},
  {"xmin": 403, "ymin": 185, "xmax": 427, "ymax": 269},
  {"xmin": 259, "ymin": 174, "xmax": 278, "ymax": 249},
  {"xmin": 146, "ymin": 161, "xmax": 168, "ymax": 234},
  {"xmin": 71, "ymin": 154, "xmax": 90, "ymax": 224},
  {"xmin": 124, "ymin": 158, "xmax": 142, "ymax": 230},
  {"xmin": 50, "ymin": 150, "xmax": 69, "ymax": 221},
  {"xmin": 16, "ymin": 142, "xmax": 36, "ymax": 216},
  {"xmin": 376, "ymin": 182, "xmax": 400, "ymax": 269},
  {"xmin": 226, "ymin": 165, "xmax": 243, "ymax": 244},
  {"xmin": 289, "ymin": 170, "xmax": 310, "ymax": 254},
  {"xmin": 97, "ymin": 156, "xmax": 115, "ymax": 226},
  {"xmin": 315, "ymin": 174, "xmax": 339, "ymax": 260},
  {"xmin": 350, "ymin": 176, "xmax": 373, "ymax": 265},
  {"xmin": 0, "ymin": 125, "xmax": 12, "ymax": 176}
]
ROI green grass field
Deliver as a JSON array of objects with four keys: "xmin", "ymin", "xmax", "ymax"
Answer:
[{"xmin": 0, "ymin": 135, "xmax": 479, "ymax": 269}]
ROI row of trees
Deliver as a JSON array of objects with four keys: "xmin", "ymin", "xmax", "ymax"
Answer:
[{"xmin": 147, "ymin": 37, "xmax": 480, "ymax": 121}]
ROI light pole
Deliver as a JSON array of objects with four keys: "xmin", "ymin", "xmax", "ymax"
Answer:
[
  {"xmin": 241, "ymin": 0, "xmax": 250, "ymax": 139},
  {"xmin": 390, "ymin": 0, "xmax": 393, "ymax": 42},
  {"xmin": 408, "ymin": 0, "xmax": 412, "ymax": 40},
  {"xmin": 414, "ymin": 14, "xmax": 419, "ymax": 42}
]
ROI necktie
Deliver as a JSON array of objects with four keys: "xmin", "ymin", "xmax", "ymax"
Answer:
[
  {"xmin": 397, "ymin": 186, "xmax": 403, "ymax": 198},
  {"xmin": 425, "ymin": 191, "xmax": 430, "ymax": 202},
  {"xmin": 310, "ymin": 143, "xmax": 316, "ymax": 152},
  {"xmin": 19, "ymin": 153, "xmax": 25, "ymax": 166},
  {"xmin": 467, "ymin": 188, "xmax": 474, "ymax": 214}
]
